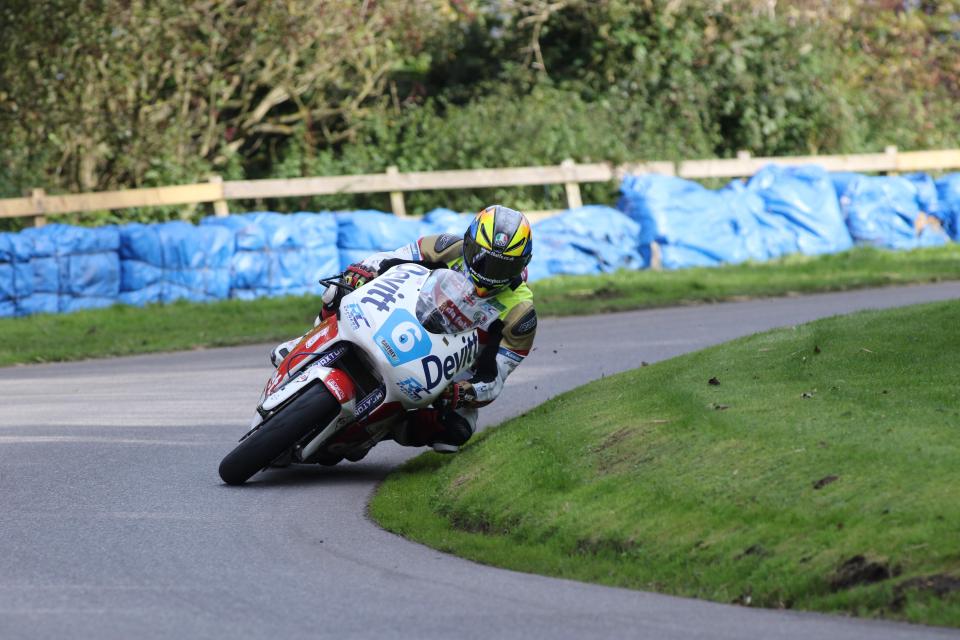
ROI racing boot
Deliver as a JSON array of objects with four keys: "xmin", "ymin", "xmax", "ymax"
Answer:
[{"xmin": 393, "ymin": 408, "xmax": 473, "ymax": 453}]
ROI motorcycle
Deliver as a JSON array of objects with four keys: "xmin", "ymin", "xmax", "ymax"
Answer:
[{"xmin": 218, "ymin": 264, "xmax": 499, "ymax": 485}]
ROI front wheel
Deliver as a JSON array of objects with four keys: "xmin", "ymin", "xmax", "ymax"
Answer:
[{"xmin": 219, "ymin": 383, "xmax": 340, "ymax": 485}]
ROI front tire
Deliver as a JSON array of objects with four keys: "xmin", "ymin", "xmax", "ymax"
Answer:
[{"xmin": 219, "ymin": 383, "xmax": 340, "ymax": 485}]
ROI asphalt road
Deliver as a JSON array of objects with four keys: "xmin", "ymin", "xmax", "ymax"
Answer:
[{"xmin": 2, "ymin": 283, "xmax": 960, "ymax": 640}]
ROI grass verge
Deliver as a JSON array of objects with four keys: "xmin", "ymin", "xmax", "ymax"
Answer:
[
  {"xmin": 2, "ymin": 244, "xmax": 960, "ymax": 366},
  {"xmin": 370, "ymin": 299, "xmax": 960, "ymax": 627}
]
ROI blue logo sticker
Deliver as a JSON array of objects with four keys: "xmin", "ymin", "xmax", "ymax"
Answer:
[
  {"xmin": 343, "ymin": 303, "xmax": 370, "ymax": 330},
  {"xmin": 373, "ymin": 309, "xmax": 432, "ymax": 367},
  {"xmin": 396, "ymin": 376, "xmax": 428, "ymax": 402}
]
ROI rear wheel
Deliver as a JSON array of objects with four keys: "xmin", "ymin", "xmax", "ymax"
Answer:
[{"xmin": 218, "ymin": 384, "xmax": 340, "ymax": 485}]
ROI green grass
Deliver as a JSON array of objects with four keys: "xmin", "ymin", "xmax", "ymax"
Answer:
[
  {"xmin": 370, "ymin": 299, "xmax": 960, "ymax": 627},
  {"xmin": 0, "ymin": 296, "xmax": 323, "ymax": 366},
  {"xmin": 2, "ymin": 244, "xmax": 960, "ymax": 366}
]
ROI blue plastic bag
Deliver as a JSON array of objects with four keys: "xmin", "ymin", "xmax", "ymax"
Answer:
[
  {"xmin": 618, "ymin": 174, "xmax": 768, "ymax": 269},
  {"xmin": 119, "ymin": 221, "xmax": 232, "ymax": 305},
  {"xmin": 203, "ymin": 212, "xmax": 338, "ymax": 298},
  {"xmin": 528, "ymin": 206, "xmax": 643, "ymax": 280},
  {"xmin": 5, "ymin": 224, "xmax": 120, "ymax": 315},
  {"xmin": 936, "ymin": 173, "xmax": 960, "ymax": 240},
  {"xmin": 841, "ymin": 175, "xmax": 949, "ymax": 249},
  {"xmin": 746, "ymin": 165, "xmax": 853, "ymax": 255},
  {"xmin": 418, "ymin": 208, "xmax": 473, "ymax": 237},
  {"xmin": 336, "ymin": 210, "xmax": 422, "ymax": 251}
]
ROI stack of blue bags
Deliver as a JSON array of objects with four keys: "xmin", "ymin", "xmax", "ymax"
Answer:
[
  {"xmin": 202, "ymin": 212, "xmax": 338, "ymax": 299},
  {"xmin": 0, "ymin": 224, "xmax": 120, "ymax": 315},
  {"xmin": 2, "ymin": 163, "xmax": 959, "ymax": 317},
  {"xmin": 119, "ymin": 221, "xmax": 232, "ymax": 305},
  {"xmin": 618, "ymin": 165, "xmax": 959, "ymax": 269}
]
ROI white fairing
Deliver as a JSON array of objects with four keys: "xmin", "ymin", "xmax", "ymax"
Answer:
[{"xmin": 338, "ymin": 263, "xmax": 496, "ymax": 409}]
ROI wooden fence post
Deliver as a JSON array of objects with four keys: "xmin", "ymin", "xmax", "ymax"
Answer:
[
  {"xmin": 386, "ymin": 166, "xmax": 407, "ymax": 217},
  {"xmin": 885, "ymin": 145, "xmax": 899, "ymax": 175},
  {"xmin": 29, "ymin": 188, "xmax": 46, "ymax": 227},
  {"xmin": 209, "ymin": 176, "xmax": 229, "ymax": 217},
  {"xmin": 561, "ymin": 159, "xmax": 583, "ymax": 210}
]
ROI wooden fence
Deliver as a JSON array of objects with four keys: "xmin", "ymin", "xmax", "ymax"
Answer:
[{"xmin": 3, "ymin": 147, "xmax": 960, "ymax": 227}]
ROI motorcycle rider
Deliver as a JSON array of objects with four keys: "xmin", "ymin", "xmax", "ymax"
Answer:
[{"xmin": 271, "ymin": 204, "xmax": 537, "ymax": 455}]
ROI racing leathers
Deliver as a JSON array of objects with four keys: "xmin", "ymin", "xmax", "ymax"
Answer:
[{"xmin": 329, "ymin": 232, "xmax": 537, "ymax": 452}]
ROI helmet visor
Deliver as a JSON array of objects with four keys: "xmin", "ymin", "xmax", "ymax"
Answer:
[{"xmin": 463, "ymin": 240, "xmax": 524, "ymax": 287}]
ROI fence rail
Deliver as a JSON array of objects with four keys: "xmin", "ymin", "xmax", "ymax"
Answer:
[{"xmin": 3, "ymin": 147, "xmax": 959, "ymax": 227}]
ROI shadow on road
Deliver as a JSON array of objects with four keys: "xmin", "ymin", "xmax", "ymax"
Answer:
[{"xmin": 216, "ymin": 461, "xmax": 396, "ymax": 488}]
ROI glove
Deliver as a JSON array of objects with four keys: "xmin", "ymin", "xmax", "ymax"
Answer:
[
  {"xmin": 438, "ymin": 382, "xmax": 461, "ymax": 411},
  {"xmin": 343, "ymin": 263, "xmax": 376, "ymax": 290},
  {"xmin": 321, "ymin": 263, "xmax": 376, "ymax": 319}
]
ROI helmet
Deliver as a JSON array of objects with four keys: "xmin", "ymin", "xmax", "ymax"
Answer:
[{"xmin": 462, "ymin": 205, "xmax": 533, "ymax": 296}]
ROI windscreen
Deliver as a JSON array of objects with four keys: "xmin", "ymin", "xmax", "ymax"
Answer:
[{"xmin": 415, "ymin": 269, "xmax": 500, "ymax": 334}]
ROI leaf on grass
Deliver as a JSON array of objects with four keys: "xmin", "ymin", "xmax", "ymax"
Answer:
[
  {"xmin": 814, "ymin": 345, "xmax": 821, "ymax": 354},
  {"xmin": 709, "ymin": 377, "xmax": 720, "ymax": 386}
]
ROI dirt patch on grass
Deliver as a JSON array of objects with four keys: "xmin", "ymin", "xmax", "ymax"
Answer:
[
  {"xmin": 829, "ymin": 555, "xmax": 894, "ymax": 591},
  {"xmin": 891, "ymin": 574, "xmax": 960, "ymax": 611},
  {"xmin": 575, "ymin": 536, "xmax": 639, "ymax": 556},
  {"xmin": 735, "ymin": 544, "xmax": 771, "ymax": 561},
  {"xmin": 450, "ymin": 471, "xmax": 477, "ymax": 490},
  {"xmin": 591, "ymin": 420, "xmax": 670, "ymax": 474},
  {"xmin": 592, "ymin": 427, "xmax": 649, "ymax": 475},
  {"xmin": 447, "ymin": 510, "xmax": 519, "ymax": 536}
]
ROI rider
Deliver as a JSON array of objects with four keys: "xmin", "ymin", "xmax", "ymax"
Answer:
[{"xmin": 271, "ymin": 204, "xmax": 537, "ymax": 455}]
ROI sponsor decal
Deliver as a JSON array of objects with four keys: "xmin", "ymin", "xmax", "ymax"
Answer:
[
  {"xmin": 514, "ymin": 308, "xmax": 538, "ymax": 336},
  {"xmin": 305, "ymin": 327, "xmax": 328, "ymax": 349},
  {"xmin": 421, "ymin": 332, "xmax": 479, "ymax": 390},
  {"xmin": 326, "ymin": 378, "xmax": 344, "ymax": 401},
  {"xmin": 323, "ymin": 370, "xmax": 354, "ymax": 403},
  {"xmin": 373, "ymin": 308, "xmax": 432, "ymax": 366},
  {"xmin": 355, "ymin": 385, "xmax": 385, "ymax": 418},
  {"xmin": 493, "ymin": 231, "xmax": 509, "ymax": 248},
  {"xmin": 343, "ymin": 303, "xmax": 370, "ymax": 331},
  {"xmin": 498, "ymin": 346, "xmax": 524, "ymax": 363},
  {"xmin": 316, "ymin": 343, "xmax": 348, "ymax": 368},
  {"xmin": 396, "ymin": 376, "xmax": 428, "ymax": 402},
  {"xmin": 438, "ymin": 300, "xmax": 474, "ymax": 332},
  {"xmin": 359, "ymin": 263, "xmax": 429, "ymax": 313},
  {"xmin": 434, "ymin": 233, "xmax": 460, "ymax": 253}
]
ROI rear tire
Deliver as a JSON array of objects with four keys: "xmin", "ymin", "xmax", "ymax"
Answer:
[{"xmin": 219, "ymin": 384, "xmax": 340, "ymax": 485}]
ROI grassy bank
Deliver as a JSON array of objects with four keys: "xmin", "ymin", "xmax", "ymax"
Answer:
[
  {"xmin": 2, "ymin": 244, "xmax": 960, "ymax": 366},
  {"xmin": 370, "ymin": 299, "xmax": 960, "ymax": 627}
]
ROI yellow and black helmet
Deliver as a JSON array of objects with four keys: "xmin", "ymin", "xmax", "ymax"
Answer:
[{"xmin": 462, "ymin": 205, "xmax": 533, "ymax": 296}]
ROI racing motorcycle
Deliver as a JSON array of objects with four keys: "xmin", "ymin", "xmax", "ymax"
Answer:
[{"xmin": 218, "ymin": 264, "xmax": 499, "ymax": 485}]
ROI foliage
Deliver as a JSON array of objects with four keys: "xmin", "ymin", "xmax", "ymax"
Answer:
[
  {"xmin": 1, "ymin": 0, "xmax": 959, "ymax": 218},
  {"xmin": 0, "ymin": 0, "xmax": 447, "ymax": 195},
  {"xmin": 268, "ymin": 83, "xmax": 716, "ymax": 214}
]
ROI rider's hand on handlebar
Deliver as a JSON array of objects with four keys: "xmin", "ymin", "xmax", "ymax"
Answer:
[
  {"xmin": 343, "ymin": 263, "xmax": 376, "ymax": 290},
  {"xmin": 438, "ymin": 382, "xmax": 461, "ymax": 411}
]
